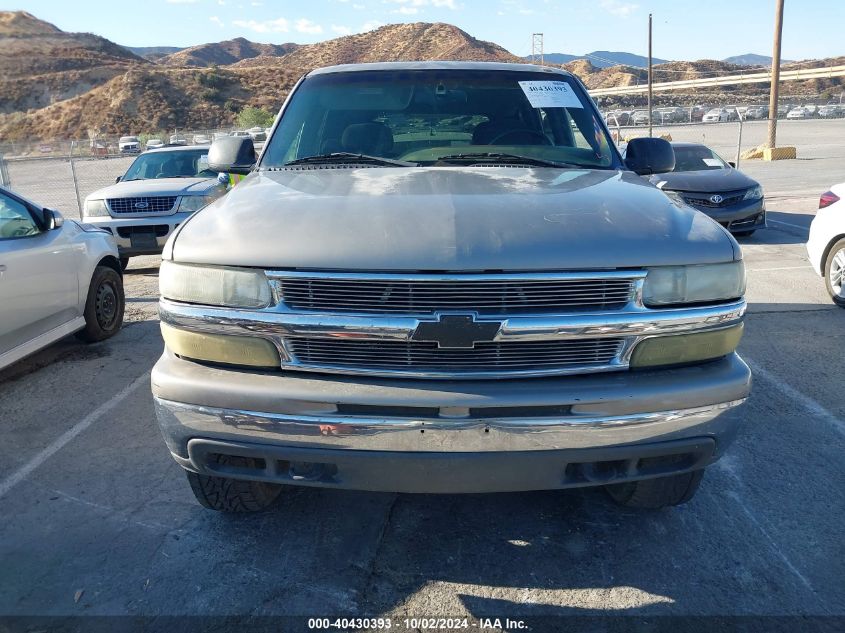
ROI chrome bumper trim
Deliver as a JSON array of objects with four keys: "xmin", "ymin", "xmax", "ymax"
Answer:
[
  {"xmin": 158, "ymin": 298, "xmax": 746, "ymax": 378},
  {"xmin": 159, "ymin": 298, "xmax": 746, "ymax": 343},
  {"xmin": 154, "ymin": 396, "xmax": 747, "ymax": 453}
]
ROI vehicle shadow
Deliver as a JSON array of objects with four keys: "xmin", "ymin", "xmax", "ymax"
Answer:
[{"xmin": 738, "ymin": 212, "xmax": 809, "ymax": 246}]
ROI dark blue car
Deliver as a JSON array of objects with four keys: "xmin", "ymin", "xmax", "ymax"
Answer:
[{"xmin": 650, "ymin": 142, "xmax": 766, "ymax": 237}]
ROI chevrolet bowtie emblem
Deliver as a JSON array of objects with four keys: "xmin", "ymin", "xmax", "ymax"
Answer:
[{"xmin": 411, "ymin": 314, "xmax": 503, "ymax": 349}]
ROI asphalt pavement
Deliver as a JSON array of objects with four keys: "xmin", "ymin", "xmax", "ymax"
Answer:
[{"xmin": 0, "ymin": 158, "xmax": 843, "ymax": 632}]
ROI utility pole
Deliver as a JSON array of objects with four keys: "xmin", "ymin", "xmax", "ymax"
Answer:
[
  {"xmin": 647, "ymin": 13, "xmax": 653, "ymax": 137},
  {"xmin": 766, "ymin": 0, "xmax": 785, "ymax": 148},
  {"xmin": 531, "ymin": 33, "xmax": 544, "ymax": 65}
]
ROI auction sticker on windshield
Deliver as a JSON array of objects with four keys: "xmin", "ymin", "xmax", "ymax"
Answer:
[{"xmin": 518, "ymin": 81, "xmax": 583, "ymax": 109}]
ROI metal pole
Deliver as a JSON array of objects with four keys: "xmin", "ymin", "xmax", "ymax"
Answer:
[
  {"xmin": 68, "ymin": 140, "xmax": 83, "ymax": 217},
  {"xmin": 735, "ymin": 113, "xmax": 744, "ymax": 169},
  {"xmin": 766, "ymin": 0, "xmax": 785, "ymax": 148},
  {"xmin": 647, "ymin": 13, "xmax": 653, "ymax": 138}
]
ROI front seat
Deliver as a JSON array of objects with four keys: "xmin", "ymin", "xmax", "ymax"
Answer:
[{"xmin": 341, "ymin": 122, "xmax": 394, "ymax": 156}]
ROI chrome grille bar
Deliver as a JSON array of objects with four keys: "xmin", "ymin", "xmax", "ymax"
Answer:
[
  {"xmin": 270, "ymin": 271, "xmax": 642, "ymax": 315},
  {"xmin": 287, "ymin": 337, "xmax": 625, "ymax": 373}
]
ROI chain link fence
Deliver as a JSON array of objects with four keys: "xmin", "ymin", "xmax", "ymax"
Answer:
[{"xmin": 0, "ymin": 128, "xmax": 236, "ymax": 219}]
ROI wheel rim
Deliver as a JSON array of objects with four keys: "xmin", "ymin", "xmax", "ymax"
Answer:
[
  {"xmin": 830, "ymin": 247, "xmax": 845, "ymax": 298},
  {"xmin": 95, "ymin": 280, "xmax": 118, "ymax": 329}
]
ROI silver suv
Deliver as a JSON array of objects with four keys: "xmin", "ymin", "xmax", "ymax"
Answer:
[
  {"xmin": 83, "ymin": 146, "xmax": 226, "ymax": 268},
  {"xmin": 152, "ymin": 62, "xmax": 750, "ymax": 512}
]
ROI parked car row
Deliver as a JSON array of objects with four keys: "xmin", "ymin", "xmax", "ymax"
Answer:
[{"xmin": 603, "ymin": 101, "xmax": 843, "ymax": 126}]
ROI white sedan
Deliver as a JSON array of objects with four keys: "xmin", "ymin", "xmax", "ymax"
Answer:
[
  {"xmin": 807, "ymin": 184, "xmax": 845, "ymax": 307},
  {"xmin": 702, "ymin": 108, "xmax": 730, "ymax": 123},
  {"xmin": 0, "ymin": 186, "xmax": 125, "ymax": 370}
]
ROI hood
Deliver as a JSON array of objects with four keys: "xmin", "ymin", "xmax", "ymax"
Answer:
[
  {"xmin": 86, "ymin": 177, "xmax": 221, "ymax": 201},
  {"xmin": 170, "ymin": 167, "xmax": 737, "ymax": 271},
  {"xmin": 650, "ymin": 168, "xmax": 758, "ymax": 194}
]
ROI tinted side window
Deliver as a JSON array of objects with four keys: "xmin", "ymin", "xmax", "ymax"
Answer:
[{"xmin": 0, "ymin": 193, "xmax": 41, "ymax": 240}]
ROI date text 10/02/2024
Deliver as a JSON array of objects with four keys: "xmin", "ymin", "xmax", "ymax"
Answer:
[{"xmin": 307, "ymin": 617, "xmax": 528, "ymax": 630}]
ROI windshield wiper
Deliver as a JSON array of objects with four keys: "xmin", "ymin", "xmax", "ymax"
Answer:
[
  {"xmin": 434, "ymin": 153, "xmax": 580, "ymax": 168},
  {"xmin": 281, "ymin": 153, "xmax": 418, "ymax": 168}
]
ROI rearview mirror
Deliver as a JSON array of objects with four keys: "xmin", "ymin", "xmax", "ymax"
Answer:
[
  {"xmin": 43, "ymin": 209, "xmax": 64, "ymax": 230},
  {"xmin": 208, "ymin": 136, "xmax": 256, "ymax": 175},
  {"xmin": 115, "ymin": 175, "xmax": 122, "ymax": 183},
  {"xmin": 624, "ymin": 137, "xmax": 675, "ymax": 175}
]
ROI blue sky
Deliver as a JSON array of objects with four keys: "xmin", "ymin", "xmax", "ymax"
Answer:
[{"xmin": 6, "ymin": 0, "xmax": 843, "ymax": 60}]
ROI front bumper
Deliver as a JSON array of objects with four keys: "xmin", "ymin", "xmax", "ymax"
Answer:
[
  {"xmin": 152, "ymin": 350, "xmax": 751, "ymax": 493},
  {"xmin": 82, "ymin": 212, "xmax": 193, "ymax": 256},
  {"xmin": 687, "ymin": 199, "xmax": 766, "ymax": 233}
]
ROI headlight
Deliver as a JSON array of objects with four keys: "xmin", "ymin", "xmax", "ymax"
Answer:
[
  {"xmin": 83, "ymin": 199, "xmax": 109, "ymax": 217},
  {"xmin": 743, "ymin": 185, "xmax": 763, "ymax": 201},
  {"xmin": 160, "ymin": 261, "xmax": 272, "ymax": 308},
  {"xmin": 161, "ymin": 323, "xmax": 281, "ymax": 368},
  {"xmin": 630, "ymin": 324, "xmax": 744, "ymax": 368},
  {"xmin": 177, "ymin": 196, "xmax": 212, "ymax": 213},
  {"xmin": 662, "ymin": 190, "xmax": 686, "ymax": 206},
  {"xmin": 642, "ymin": 261, "xmax": 745, "ymax": 306}
]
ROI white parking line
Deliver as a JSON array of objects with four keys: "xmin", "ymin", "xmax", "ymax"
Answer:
[
  {"xmin": 0, "ymin": 371, "xmax": 150, "ymax": 499},
  {"xmin": 768, "ymin": 219, "xmax": 810, "ymax": 232},
  {"xmin": 746, "ymin": 359, "xmax": 845, "ymax": 438},
  {"xmin": 747, "ymin": 265, "xmax": 812, "ymax": 272}
]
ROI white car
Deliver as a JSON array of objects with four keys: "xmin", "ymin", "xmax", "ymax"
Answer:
[
  {"xmin": 702, "ymin": 108, "xmax": 730, "ymax": 123},
  {"xmin": 145, "ymin": 138, "xmax": 164, "ymax": 150},
  {"xmin": 0, "ymin": 186, "xmax": 125, "ymax": 370},
  {"xmin": 169, "ymin": 134, "xmax": 188, "ymax": 146},
  {"xmin": 786, "ymin": 107, "xmax": 808, "ymax": 120},
  {"xmin": 192, "ymin": 134, "xmax": 211, "ymax": 145},
  {"xmin": 807, "ymin": 184, "xmax": 845, "ymax": 307},
  {"xmin": 118, "ymin": 136, "xmax": 141, "ymax": 154}
]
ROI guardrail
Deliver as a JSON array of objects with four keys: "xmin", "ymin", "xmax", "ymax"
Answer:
[{"xmin": 591, "ymin": 64, "xmax": 845, "ymax": 96}]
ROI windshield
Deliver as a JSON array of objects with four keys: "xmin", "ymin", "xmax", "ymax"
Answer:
[
  {"xmin": 672, "ymin": 145, "xmax": 728, "ymax": 172},
  {"xmin": 122, "ymin": 149, "xmax": 215, "ymax": 180},
  {"xmin": 261, "ymin": 69, "xmax": 617, "ymax": 169}
]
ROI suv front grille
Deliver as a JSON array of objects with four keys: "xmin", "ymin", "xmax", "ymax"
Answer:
[
  {"xmin": 107, "ymin": 196, "xmax": 178, "ymax": 214},
  {"xmin": 276, "ymin": 274, "xmax": 637, "ymax": 315},
  {"xmin": 286, "ymin": 337, "xmax": 624, "ymax": 374}
]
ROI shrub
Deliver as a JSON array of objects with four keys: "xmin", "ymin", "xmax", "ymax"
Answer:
[{"xmin": 236, "ymin": 106, "xmax": 274, "ymax": 129}]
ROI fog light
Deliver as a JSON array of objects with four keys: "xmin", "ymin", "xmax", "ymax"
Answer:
[
  {"xmin": 161, "ymin": 323, "xmax": 281, "ymax": 368},
  {"xmin": 630, "ymin": 324, "xmax": 743, "ymax": 368}
]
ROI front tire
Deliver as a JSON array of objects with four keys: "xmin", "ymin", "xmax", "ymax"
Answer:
[
  {"xmin": 823, "ymin": 238, "xmax": 845, "ymax": 308},
  {"xmin": 76, "ymin": 265, "xmax": 124, "ymax": 343},
  {"xmin": 605, "ymin": 469, "xmax": 704, "ymax": 509},
  {"xmin": 185, "ymin": 455, "xmax": 284, "ymax": 512}
]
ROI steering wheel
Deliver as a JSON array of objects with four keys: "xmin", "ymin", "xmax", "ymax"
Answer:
[{"xmin": 488, "ymin": 129, "xmax": 552, "ymax": 146}]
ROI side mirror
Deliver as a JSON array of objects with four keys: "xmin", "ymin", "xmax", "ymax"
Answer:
[
  {"xmin": 728, "ymin": 161, "xmax": 736, "ymax": 168},
  {"xmin": 208, "ymin": 136, "xmax": 256, "ymax": 175},
  {"xmin": 43, "ymin": 209, "xmax": 64, "ymax": 230},
  {"xmin": 624, "ymin": 137, "xmax": 675, "ymax": 175},
  {"xmin": 115, "ymin": 175, "xmax": 122, "ymax": 183}
]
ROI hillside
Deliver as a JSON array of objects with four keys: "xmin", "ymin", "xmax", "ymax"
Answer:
[
  {"xmin": 0, "ymin": 11, "xmax": 841, "ymax": 143},
  {"xmin": 127, "ymin": 46, "xmax": 184, "ymax": 62},
  {"xmin": 524, "ymin": 50, "xmax": 669, "ymax": 68},
  {"xmin": 232, "ymin": 22, "xmax": 520, "ymax": 68},
  {"xmin": 0, "ymin": 11, "xmax": 148, "ymax": 115},
  {"xmin": 160, "ymin": 38, "xmax": 300, "ymax": 67},
  {"xmin": 723, "ymin": 53, "xmax": 794, "ymax": 66}
]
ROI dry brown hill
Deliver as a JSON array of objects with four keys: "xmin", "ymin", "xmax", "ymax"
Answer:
[
  {"xmin": 0, "ymin": 10, "xmax": 148, "ymax": 116},
  {"xmin": 160, "ymin": 38, "xmax": 300, "ymax": 67},
  {"xmin": 0, "ymin": 11, "xmax": 841, "ymax": 142},
  {"xmin": 230, "ymin": 22, "xmax": 521, "ymax": 69},
  {"xmin": 0, "ymin": 10, "xmax": 60, "ymax": 36}
]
